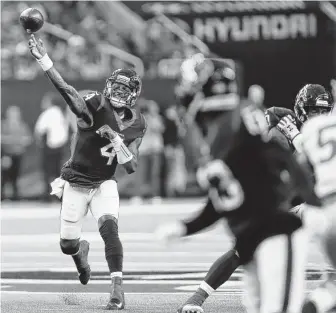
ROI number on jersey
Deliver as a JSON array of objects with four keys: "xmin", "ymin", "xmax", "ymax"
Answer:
[
  {"xmin": 206, "ymin": 161, "xmax": 245, "ymax": 212},
  {"xmin": 316, "ymin": 124, "xmax": 336, "ymax": 164},
  {"xmin": 101, "ymin": 143, "xmax": 116, "ymax": 165}
]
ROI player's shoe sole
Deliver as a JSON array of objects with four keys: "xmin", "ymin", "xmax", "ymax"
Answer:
[
  {"xmin": 105, "ymin": 277, "xmax": 125, "ymax": 310},
  {"xmin": 302, "ymin": 301, "xmax": 317, "ymax": 313},
  {"xmin": 77, "ymin": 240, "xmax": 91, "ymax": 285},
  {"xmin": 177, "ymin": 304, "xmax": 204, "ymax": 313}
]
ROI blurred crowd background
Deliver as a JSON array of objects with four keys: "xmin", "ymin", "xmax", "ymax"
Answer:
[{"xmin": 1, "ymin": 1, "xmax": 336, "ymax": 202}]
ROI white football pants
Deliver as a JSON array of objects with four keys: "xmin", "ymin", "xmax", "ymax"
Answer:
[
  {"xmin": 60, "ymin": 180, "xmax": 119, "ymax": 240},
  {"xmin": 243, "ymin": 228, "xmax": 308, "ymax": 313}
]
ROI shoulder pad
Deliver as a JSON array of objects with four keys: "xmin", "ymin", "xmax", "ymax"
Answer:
[
  {"xmin": 82, "ymin": 91, "xmax": 104, "ymax": 113},
  {"xmin": 265, "ymin": 106, "xmax": 296, "ymax": 129}
]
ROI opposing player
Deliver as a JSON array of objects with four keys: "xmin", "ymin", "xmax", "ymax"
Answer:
[
  {"xmin": 173, "ymin": 54, "xmax": 241, "ymax": 312},
  {"xmin": 294, "ymin": 106, "xmax": 336, "ymax": 313},
  {"xmin": 28, "ymin": 35, "xmax": 146, "ymax": 310},
  {"xmin": 265, "ymin": 85, "xmax": 335, "ymax": 313},
  {"xmin": 157, "ymin": 99, "xmax": 320, "ymax": 313},
  {"xmin": 265, "ymin": 84, "xmax": 334, "ymax": 215},
  {"xmin": 299, "ymin": 113, "xmax": 336, "ymax": 313}
]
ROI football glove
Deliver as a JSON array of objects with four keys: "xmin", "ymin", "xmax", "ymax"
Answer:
[
  {"xmin": 50, "ymin": 177, "xmax": 66, "ymax": 200},
  {"xmin": 96, "ymin": 125, "xmax": 133, "ymax": 164},
  {"xmin": 155, "ymin": 221, "xmax": 187, "ymax": 245},
  {"xmin": 276, "ymin": 115, "xmax": 300, "ymax": 142}
]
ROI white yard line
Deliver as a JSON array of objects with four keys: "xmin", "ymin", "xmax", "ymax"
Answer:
[
  {"xmin": 1, "ymin": 232, "xmax": 233, "ymax": 243},
  {"xmin": 2, "ymin": 251, "xmax": 224, "ymax": 257},
  {"xmin": 0, "ymin": 291, "xmax": 226, "ymax": 296},
  {"xmin": 0, "ymin": 204, "xmax": 205, "ymax": 220},
  {"xmin": 0, "ymin": 278, "xmax": 242, "ymax": 286}
]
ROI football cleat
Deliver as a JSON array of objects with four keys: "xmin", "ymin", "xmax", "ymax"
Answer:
[
  {"xmin": 177, "ymin": 291, "xmax": 207, "ymax": 313},
  {"xmin": 75, "ymin": 240, "xmax": 91, "ymax": 285},
  {"xmin": 302, "ymin": 300, "xmax": 317, "ymax": 313},
  {"xmin": 177, "ymin": 304, "xmax": 204, "ymax": 313},
  {"xmin": 105, "ymin": 277, "xmax": 125, "ymax": 310}
]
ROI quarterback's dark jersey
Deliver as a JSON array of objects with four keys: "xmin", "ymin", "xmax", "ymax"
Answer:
[
  {"xmin": 61, "ymin": 91, "xmax": 146, "ymax": 188},
  {"xmin": 183, "ymin": 105, "xmax": 319, "ymax": 264}
]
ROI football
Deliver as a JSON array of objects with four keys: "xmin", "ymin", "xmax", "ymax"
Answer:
[{"xmin": 19, "ymin": 8, "xmax": 44, "ymax": 33}]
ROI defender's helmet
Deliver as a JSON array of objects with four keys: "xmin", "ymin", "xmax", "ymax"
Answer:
[
  {"xmin": 294, "ymin": 84, "xmax": 334, "ymax": 123},
  {"xmin": 178, "ymin": 53, "xmax": 215, "ymax": 95},
  {"xmin": 176, "ymin": 53, "xmax": 237, "ymax": 98},
  {"xmin": 103, "ymin": 69, "xmax": 142, "ymax": 108}
]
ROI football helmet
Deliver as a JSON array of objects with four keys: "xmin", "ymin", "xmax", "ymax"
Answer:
[
  {"xmin": 178, "ymin": 53, "xmax": 215, "ymax": 95},
  {"xmin": 103, "ymin": 69, "xmax": 142, "ymax": 108},
  {"xmin": 294, "ymin": 84, "xmax": 334, "ymax": 123}
]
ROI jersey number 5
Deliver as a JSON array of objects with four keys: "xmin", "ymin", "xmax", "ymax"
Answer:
[
  {"xmin": 101, "ymin": 143, "xmax": 116, "ymax": 165},
  {"xmin": 317, "ymin": 124, "xmax": 336, "ymax": 164}
]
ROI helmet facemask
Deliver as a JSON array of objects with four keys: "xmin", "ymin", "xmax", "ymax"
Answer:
[
  {"xmin": 104, "ymin": 80, "xmax": 135, "ymax": 109},
  {"xmin": 103, "ymin": 69, "xmax": 141, "ymax": 109}
]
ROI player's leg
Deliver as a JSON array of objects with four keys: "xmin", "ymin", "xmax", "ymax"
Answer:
[
  {"xmin": 177, "ymin": 200, "xmax": 240, "ymax": 313},
  {"xmin": 256, "ymin": 228, "xmax": 308, "ymax": 313},
  {"xmin": 242, "ymin": 257, "xmax": 260, "ymax": 313},
  {"xmin": 90, "ymin": 180, "xmax": 124, "ymax": 310},
  {"xmin": 60, "ymin": 182, "xmax": 91, "ymax": 284},
  {"xmin": 302, "ymin": 204, "xmax": 336, "ymax": 313}
]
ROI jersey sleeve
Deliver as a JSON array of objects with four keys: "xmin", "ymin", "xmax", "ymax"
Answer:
[
  {"xmin": 183, "ymin": 198, "xmax": 222, "ymax": 236},
  {"xmin": 81, "ymin": 91, "xmax": 104, "ymax": 115}
]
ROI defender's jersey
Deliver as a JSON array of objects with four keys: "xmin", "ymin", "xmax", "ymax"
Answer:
[
  {"xmin": 301, "ymin": 115, "xmax": 336, "ymax": 202},
  {"xmin": 61, "ymin": 91, "xmax": 146, "ymax": 188}
]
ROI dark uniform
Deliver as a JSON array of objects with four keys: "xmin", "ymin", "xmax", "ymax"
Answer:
[
  {"xmin": 183, "ymin": 104, "xmax": 319, "ymax": 264},
  {"xmin": 176, "ymin": 58, "xmax": 239, "ymax": 140},
  {"xmin": 61, "ymin": 91, "xmax": 146, "ymax": 188}
]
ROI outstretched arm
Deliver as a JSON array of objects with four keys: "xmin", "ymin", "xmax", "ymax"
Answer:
[{"xmin": 28, "ymin": 35, "xmax": 92, "ymax": 126}]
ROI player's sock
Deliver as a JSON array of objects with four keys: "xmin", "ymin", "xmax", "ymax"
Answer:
[
  {"xmin": 99, "ymin": 219, "xmax": 123, "ymax": 273},
  {"xmin": 203, "ymin": 249, "xmax": 240, "ymax": 291},
  {"xmin": 182, "ymin": 249, "xmax": 240, "ymax": 308}
]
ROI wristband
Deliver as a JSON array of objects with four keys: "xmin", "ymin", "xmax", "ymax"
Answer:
[
  {"xmin": 116, "ymin": 141, "xmax": 133, "ymax": 164},
  {"xmin": 292, "ymin": 133, "xmax": 303, "ymax": 153},
  {"xmin": 37, "ymin": 54, "xmax": 53, "ymax": 71}
]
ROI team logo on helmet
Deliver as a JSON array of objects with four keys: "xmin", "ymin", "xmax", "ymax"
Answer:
[{"xmin": 294, "ymin": 84, "xmax": 334, "ymax": 123}]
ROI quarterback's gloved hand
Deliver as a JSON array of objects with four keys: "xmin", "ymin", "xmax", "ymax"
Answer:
[
  {"xmin": 50, "ymin": 177, "xmax": 66, "ymax": 200},
  {"xmin": 155, "ymin": 221, "xmax": 187, "ymax": 245},
  {"xmin": 96, "ymin": 125, "xmax": 122, "ymax": 151},
  {"xmin": 276, "ymin": 115, "xmax": 300, "ymax": 142},
  {"xmin": 28, "ymin": 34, "xmax": 46, "ymax": 60}
]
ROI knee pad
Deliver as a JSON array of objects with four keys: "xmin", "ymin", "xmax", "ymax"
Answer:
[
  {"xmin": 60, "ymin": 238, "xmax": 80, "ymax": 255},
  {"xmin": 98, "ymin": 214, "xmax": 118, "ymax": 230}
]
